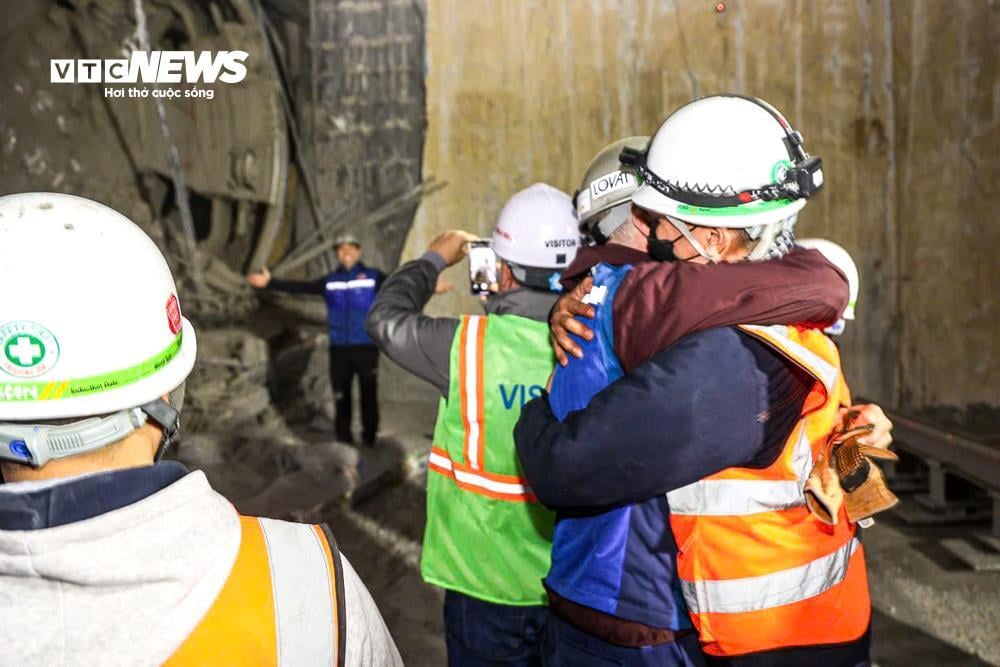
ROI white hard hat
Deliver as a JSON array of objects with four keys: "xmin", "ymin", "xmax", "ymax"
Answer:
[
  {"xmin": 625, "ymin": 95, "xmax": 823, "ymax": 260},
  {"xmin": 492, "ymin": 183, "xmax": 579, "ymax": 278},
  {"xmin": 575, "ymin": 137, "xmax": 647, "ymax": 243},
  {"xmin": 796, "ymin": 239, "xmax": 858, "ymax": 334},
  {"xmin": 0, "ymin": 193, "xmax": 197, "ymax": 422}
]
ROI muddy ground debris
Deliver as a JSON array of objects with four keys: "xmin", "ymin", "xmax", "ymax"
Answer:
[{"xmin": 171, "ymin": 327, "xmax": 359, "ymax": 517}]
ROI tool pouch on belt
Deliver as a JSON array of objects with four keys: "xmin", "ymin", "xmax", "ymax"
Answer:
[{"xmin": 805, "ymin": 424, "xmax": 900, "ymax": 525}]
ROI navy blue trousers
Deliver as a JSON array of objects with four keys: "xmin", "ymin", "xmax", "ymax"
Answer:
[{"xmin": 444, "ymin": 590, "xmax": 547, "ymax": 667}]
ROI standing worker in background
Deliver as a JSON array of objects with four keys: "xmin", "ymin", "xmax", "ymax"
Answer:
[
  {"xmin": 0, "ymin": 193, "xmax": 402, "ymax": 666},
  {"xmin": 248, "ymin": 235, "xmax": 385, "ymax": 447},
  {"xmin": 366, "ymin": 183, "xmax": 580, "ymax": 666}
]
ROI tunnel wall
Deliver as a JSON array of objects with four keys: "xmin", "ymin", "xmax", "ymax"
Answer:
[{"xmin": 399, "ymin": 0, "xmax": 999, "ymax": 409}]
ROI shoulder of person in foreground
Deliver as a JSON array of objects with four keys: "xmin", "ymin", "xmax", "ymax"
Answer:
[
  {"xmin": 515, "ymin": 326, "xmax": 812, "ymax": 509},
  {"xmin": 611, "ymin": 246, "xmax": 848, "ymax": 373},
  {"xmin": 341, "ymin": 553, "xmax": 405, "ymax": 667}
]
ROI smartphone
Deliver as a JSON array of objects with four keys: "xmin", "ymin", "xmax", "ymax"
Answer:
[{"xmin": 468, "ymin": 240, "xmax": 498, "ymax": 295}]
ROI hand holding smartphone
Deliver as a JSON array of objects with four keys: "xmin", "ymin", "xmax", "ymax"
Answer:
[{"xmin": 468, "ymin": 240, "xmax": 498, "ymax": 295}]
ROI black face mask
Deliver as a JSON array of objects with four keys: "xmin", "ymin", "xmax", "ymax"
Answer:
[
  {"xmin": 647, "ymin": 224, "xmax": 703, "ymax": 263},
  {"xmin": 647, "ymin": 228, "xmax": 680, "ymax": 262}
]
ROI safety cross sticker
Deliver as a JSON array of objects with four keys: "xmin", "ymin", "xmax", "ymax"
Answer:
[{"xmin": 0, "ymin": 321, "xmax": 60, "ymax": 378}]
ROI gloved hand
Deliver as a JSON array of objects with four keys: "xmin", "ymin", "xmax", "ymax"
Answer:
[
  {"xmin": 804, "ymin": 426, "xmax": 863, "ymax": 525},
  {"xmin": 836, "ymin": 421, "xmax": 900, "ymax": 524},
  {"xmin": 805, "ymin": 417, "xmax": 900, "ymax": 526}
]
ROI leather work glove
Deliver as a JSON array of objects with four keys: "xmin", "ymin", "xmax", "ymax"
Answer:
[{"xmin": 805, "ymin": 417, "xmax": 900, "ymax": 526}]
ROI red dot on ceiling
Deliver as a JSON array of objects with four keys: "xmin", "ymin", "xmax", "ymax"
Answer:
[{"xmin": 716, "ymin": 2, "xmax": 726, "ymax": 12}]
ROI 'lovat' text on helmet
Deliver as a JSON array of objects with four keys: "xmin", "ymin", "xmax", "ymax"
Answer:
[
  {"xmin": 574, "ymin": 136, "xmax": 648, "ymax": 244},
  {"xmin": 0, "ymin": 192, "xmax": 197, "ymax": 466}
]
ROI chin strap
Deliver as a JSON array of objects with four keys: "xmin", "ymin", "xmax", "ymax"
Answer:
[
  {"xmin": 665, "ymin": 213, "xmax": 799, "ymax": 263},
  {"xmin": 140, "ymin": 398, "xmax": 180, "ymax": 462},
  {"xmin": 0, "ymin": 398, "xmax": 182, "ymax": 468},
  {"xmin": 664, "ymin": 216, "xmax": 714, "ymax": 261}
]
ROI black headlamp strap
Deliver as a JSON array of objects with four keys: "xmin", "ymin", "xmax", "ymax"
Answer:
[{"xmin": 620, "ymin": 94, "xmax": 823, "ymax": 209}]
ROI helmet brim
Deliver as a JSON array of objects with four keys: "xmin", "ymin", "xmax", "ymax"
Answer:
[{"xmin": 632, "ymin": 184, "xmax": 806, "ymax": 229}]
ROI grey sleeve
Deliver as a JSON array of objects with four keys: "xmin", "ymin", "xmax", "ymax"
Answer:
[
  {"xmin": 341, "ymin": 554, "xmax": 404, "ymax": 667},
  {"xmin": 365, "ymin": 253, "xmax": 458, "ymax": 397}
]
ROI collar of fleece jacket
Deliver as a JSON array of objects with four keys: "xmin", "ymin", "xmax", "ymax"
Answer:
[
  {"xmin": 0, "ymin": 462, "xmax": 188, "ymax": 529},
  {"xmin": 0, "ymin": 463, "xmax": 241, "ymax": 666}
]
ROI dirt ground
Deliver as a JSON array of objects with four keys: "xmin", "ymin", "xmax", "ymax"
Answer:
[{"xmin": 327, "ymin": 474, "xmax": 447, "ymax": 665}]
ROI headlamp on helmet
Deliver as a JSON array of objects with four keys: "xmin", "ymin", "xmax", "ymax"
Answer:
[{"xmin": 620, "ymin": 95, "xmax": 824, "ymax": 211}]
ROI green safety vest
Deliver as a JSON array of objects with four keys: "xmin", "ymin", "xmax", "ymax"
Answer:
[{"xmin": 421, "ymin": 314, "xmax": 556, "ymax": 606}]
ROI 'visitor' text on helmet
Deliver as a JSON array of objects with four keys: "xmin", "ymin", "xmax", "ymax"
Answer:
[{"xmin": 492, "ymin": 183, "xmax": 580, "ymax": 290}]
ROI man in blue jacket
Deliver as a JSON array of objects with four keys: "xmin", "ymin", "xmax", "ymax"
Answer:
[{"xmin": 248, "ymin": 234, "xmax": 385, "ymax": 446}]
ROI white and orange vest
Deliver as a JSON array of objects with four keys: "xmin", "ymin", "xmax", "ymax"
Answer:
[
  {"xmin": 166, "ymin": 515, "xmax": 346, "ymax": 666},
  {"xmin": 667, "ymin": 325, "xmax": 870, "ymax": 657}
]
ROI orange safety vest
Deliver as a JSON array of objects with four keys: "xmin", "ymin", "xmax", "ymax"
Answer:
[
  {"xmin": 667, "ymin": 324, "xmax": 870, "ymax": 658},
  {"xmin": 166, "ymin": 515, "xmax": 346, "ymax": 666}
]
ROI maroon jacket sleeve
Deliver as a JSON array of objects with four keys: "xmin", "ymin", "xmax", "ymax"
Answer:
[{"xmin": 612, "ymin": 247, "xmax": 849, "ymax": 373}]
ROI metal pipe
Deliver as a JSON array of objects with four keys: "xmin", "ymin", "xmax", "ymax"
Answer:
[
  {"xmin": 133, "ymin": 0, "xmax": 205, "ymax": 297},
  {"xmin": 273, "ymin": 178, "xmax": 446, "ymax": 276}
]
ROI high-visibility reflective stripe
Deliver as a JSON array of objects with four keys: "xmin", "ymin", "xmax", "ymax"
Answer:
[
  {"xmin": 0, "ymin": 333, "xmax": 182, "ymax": 402},
  {"xmin": 259, "ymin": 518, "xmax": 337, "ymax": 666},
  {"xmin": 668, "ymin": 428, "xmax": 813, "ymax": 516},
  {"xmin": 789, "ymin": 423, "xmax": 814, "ymax": 485},
  {"xmin": 668, "ymin": 479, "xmax": 804, "ymax": 516},
  {"xmin": 460, "ymin": 316, "xmax": 487, "ymax": 470},
  {"xmin": 428, "ymin": 447, "xmax": 536, "ymax": 502},
  {"xmin": 741, "ymin": 325, "xmax": 838, "ymax": 393},
  {"xmin": 325, "ymin": 278, "xmax": 377, "ymax": 290},
  {"xmin": 681, "ymin": 538, "xmax": 860, "ymax": 614}
]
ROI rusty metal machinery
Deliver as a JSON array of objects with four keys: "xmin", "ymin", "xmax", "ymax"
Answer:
[{"xmin": 0, "ymin": 0, "xmax": 430, "ymax": 323}]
